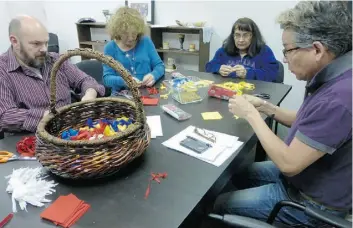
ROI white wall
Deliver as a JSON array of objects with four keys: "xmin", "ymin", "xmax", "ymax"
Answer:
[
  {"xmin": 0, "ymin": 0, "xmax": 306, "ymax": 138},
  {"xmin": 0, "ymin": 1, "xmax": 48, "ymax": 52}
]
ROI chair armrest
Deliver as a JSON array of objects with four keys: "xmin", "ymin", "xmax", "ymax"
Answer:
[
  {"xmin": 71, "ymin": 86, "xmax": 112, "ymax": 104},
  {"xmin": 267, "ymin": 200, "xmax": 352, "ymax": 228},
  {"xmin": 103, "ymin": 86, "xmax": 112, "ymax": 97},
  {"xmin": 305, "ymin": 206, "xmax": 352, "ymax": 228},
  {"xmin": 208, "ymin": 214, "xmax": 275, "ymax": 228}
]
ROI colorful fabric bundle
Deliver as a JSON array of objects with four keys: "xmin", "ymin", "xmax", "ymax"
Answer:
[
  {"xmin": 60, "ymin": 117, "xmax": 134, "ymax": 141},
  {"xmin": 16, "ymin": 136, "xmax": 36, "ymax": 157}
]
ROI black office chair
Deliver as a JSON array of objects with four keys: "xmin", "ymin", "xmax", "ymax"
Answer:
[
  {"xmin": 272, "ymin": 60, "xmax": 284, "ymax": 135},
  {"xmin": 75, "ymin": 59, "xmax": 103, "ymax": 84},
  {"xmin": 48, "ymin": 33, "xmax": 59, "ymax": 53},
  {"xmin": 72, "ymin": 60, "xmax": 111, "ymax": 102},
  {"xmin": 274, "ymin": 60, "xmax": 284, "ymax": 84},
  {"xmin": 208, "ymin": 200, "xmax": 352, "ymax": 228}
]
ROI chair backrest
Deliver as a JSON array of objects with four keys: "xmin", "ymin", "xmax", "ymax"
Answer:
[
  {"xmin": 275, "ymin": 60, "xmax": 284, "ymax": 84},
  {"xmin": 48, "ymin": 33, "xmax": 59, "ymax": 53},
  {"xmin": 75, "ymin": 60, "xmax": 103, "ymax": 84}
]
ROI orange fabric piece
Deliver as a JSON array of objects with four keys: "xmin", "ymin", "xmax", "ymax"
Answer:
[
  {"xmin": 40, "ymin": 194, "xmax": 90, "ymax": 228},
  {"xmin": 141, "ymin": 97, "xmax": 159, "ymax": 106}
]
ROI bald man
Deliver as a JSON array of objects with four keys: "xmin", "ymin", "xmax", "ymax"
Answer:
[{"xmin": 0, "ymin": 16, "xmax": 105, "ymax": 132}]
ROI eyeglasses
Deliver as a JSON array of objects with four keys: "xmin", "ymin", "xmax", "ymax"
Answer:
[
  {"xmin": 282, "ymin": 47, "xmax": 301, "ymax": 57},
  {"xmin": 234, "ymin": 33, "xmax": 252, "ymax": 40},
  {"xmin": 194, "ymin": 128, "xmax": 216, "ymax": 143}
]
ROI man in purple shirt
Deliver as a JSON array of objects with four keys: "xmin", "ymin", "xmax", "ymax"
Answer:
[
  {"xmin": 215, "ymin": 1, "xmax": 352, "ymax": 226},
  {"xmin": 0, "ymin": 15, "xmax": 105, "ymax": 133}
]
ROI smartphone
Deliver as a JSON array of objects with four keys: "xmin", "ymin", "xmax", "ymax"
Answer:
[{"xmin": 180, "ymin": 136, "xmax": 211, "ymax": 154}]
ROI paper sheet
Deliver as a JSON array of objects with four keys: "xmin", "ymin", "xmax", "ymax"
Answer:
[
  {"xmin": 201, "ymin": 112, "xmax": 223, "ymax": 120},
  {"xmin": 162, "ymin": 126, "xmax": 243, "ymax": 166},
  {"xmin": 147, "ymin": 116, "xmax": 163, "ymax": 138}
]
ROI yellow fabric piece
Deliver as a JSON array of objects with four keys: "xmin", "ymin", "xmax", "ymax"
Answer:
[{"xmin": 201, "ymin": 112, "xmax": 223, "ymax": 120}]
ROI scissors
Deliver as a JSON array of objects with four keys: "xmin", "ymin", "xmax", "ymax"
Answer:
[
  {"xmin": 253, "ymin": 93, "xmax": 271, "ymax": 99},
  {"xmin": 0, "ymin": 151, "xmax": 36, "ymax": 163}
]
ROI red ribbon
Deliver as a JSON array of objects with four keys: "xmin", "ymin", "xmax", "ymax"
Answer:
[
  {"xmin": 16, "ymin": 136, "xmax": 36, "ymax": 157},
  {"xmin": 147, "ymin": 87, "xmax": 159, "ymax": 95},
  {"xmin": 144, "ymin": 172, "xmax": 168, "ymax": 199},
  {"xmin": 0, "ymin": 213, "xmax": 13, "ymax": 228}
]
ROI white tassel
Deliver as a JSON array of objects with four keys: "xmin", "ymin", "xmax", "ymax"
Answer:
[{"xmin": 5, "ymin": 167, "xmax": 58, "ymax": 213}]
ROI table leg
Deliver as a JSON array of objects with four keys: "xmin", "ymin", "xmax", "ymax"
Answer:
[{"xmin": 255, "ymin": 117, "xmax": 272, "ymax": 162}]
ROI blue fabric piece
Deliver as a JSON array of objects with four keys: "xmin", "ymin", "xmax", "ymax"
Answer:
[
  {"xmin": 68, "ymin": 129, "xmax": 78, "ymax": 136},
  {"xmin": 61, "ymin": 131, "xmax": 70, "ymax": 140},
  {"xmin": 119, "ymin": 120, "xmax": 128, "ymax": 125},
  {"xmin": 87, "ymin": 118, "xmax": 94, "ymax": 128},
  {"xmin": 111, "ymin": 121, "xmax": 119, "ymax": 132}
]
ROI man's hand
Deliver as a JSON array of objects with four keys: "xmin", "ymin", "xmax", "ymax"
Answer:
[
  {"xmin": 219, "ymin": 65, "xmax": 233, "ymax": 77},
  {"xmin": 243, "ymin": 94, "xmax": 277, "ymax": 117},
  {"xmin": 81, "ymin": 88, "xmax": 98, "ymax": 101},
  {"xmin": 232, "ymin": 65, "xmax": 247, "ymax": 78},
  {"xmin": 228, "ymin": 95, "xmax": 259, "ymax": 119},
  {"xmin": 142, "ymin": 74, "xmax": 155, "ymax": 87},
  {"xmin": 243, "ymin": 94, "xmax": 265, "ymax": 111},
  {"xmin": 43, "ymin": 110, "xmax": 49, "ymax": 117}
]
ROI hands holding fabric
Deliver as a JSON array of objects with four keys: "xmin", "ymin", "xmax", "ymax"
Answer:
[
  {"xmin": 233, "ymin": 65, "xmax": 247, "ymax": 78},
  {"xmin": 228, "ymin": 94, "xmax": 265, "ymax": 119},
  {"xmin": 219, "ymin": 65, "xmax": 247, "ymax": 78},
  {"xmin": 142, "ymin": 74, "xmax": 155, "ymax": 87},
  {"xmin": 130, "ymin": 74, "xmax": 155, "ymax": 88},
  {"xmin": 133, "ymin": 77, "xmax": 142, "ymax": 87},
  {"xmin": 219, "ymin": 65, "xmax": 233, "ymax": 77}
]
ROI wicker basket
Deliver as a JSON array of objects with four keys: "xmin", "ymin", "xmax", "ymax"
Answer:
[{"xmin": 35, "ymin": 48, "xmax": 151, "ymax": 179}]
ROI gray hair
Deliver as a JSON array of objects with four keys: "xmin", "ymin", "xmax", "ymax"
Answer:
[{"xmin": 277, "ymin": 1, "xmax": 352, "ymax": 57}]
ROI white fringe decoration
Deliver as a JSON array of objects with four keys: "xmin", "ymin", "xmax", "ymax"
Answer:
[{"xmin": 5, "ymin": 167, "xmax": 58, "ymax": 213}]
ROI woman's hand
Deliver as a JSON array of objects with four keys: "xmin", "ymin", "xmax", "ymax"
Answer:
[
  {"xmin": 142, "ymin": 74, "xmax": 155, "ymax": 87},
  {"xmin": 233, "ymin": 65, "xmax": 247, "ymax": 78},
  {"xmin": 219, "ymin": 65, "xmax": 233, "ymax": 77},
  {"xmin": 133, "ymin": 77, "xmax": 143, "ymax": 87}
]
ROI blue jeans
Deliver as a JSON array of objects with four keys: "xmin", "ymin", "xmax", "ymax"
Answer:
[{"xmin": 213, "ymin": 161, "xmax": 348, "ymax": 227}]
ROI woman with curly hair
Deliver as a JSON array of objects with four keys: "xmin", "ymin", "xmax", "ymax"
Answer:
[
  {"xmin": 103, "ymin": 7, "xmax": 165, "ymax": 92},
  {"xmin": 206, "ymin": 18, "xmax": 279, "ymax": 82}
]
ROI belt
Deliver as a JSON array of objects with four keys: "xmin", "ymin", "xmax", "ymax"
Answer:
[
  {"xmin": 280, "ymin": 175, "xmax": 349, "ymax": 212},
  {"xmin": 299, "ymin": 191, "xmax": 349, "ymax": 212}
]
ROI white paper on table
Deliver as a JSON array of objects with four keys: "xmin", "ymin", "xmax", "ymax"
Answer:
[
  {"xmin": 162, "ymin": 125, "xmax": 243, "ymax": 166},
  {"xmin": 146, "ymin": 115, "xmax": 163, "ymax": 138},
  {"xmin": 199, "ymin": 140, "xmax": 244, "ymax": 167}
]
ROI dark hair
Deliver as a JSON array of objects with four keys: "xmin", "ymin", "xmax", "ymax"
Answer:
[{"xmin": 223, "ymin": 17, "xmax": 265, "ymax": 57}]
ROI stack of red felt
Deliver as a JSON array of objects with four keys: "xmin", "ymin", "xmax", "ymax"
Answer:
[{"xmin": 40, "ymin": 194, "xmax": 90, "ymax": 228}]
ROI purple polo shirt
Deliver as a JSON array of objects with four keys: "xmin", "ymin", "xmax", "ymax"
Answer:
[
  {"xmin": 284, "ymin": 51, "xmax": 352, "ymax": 209},
  {"xmin": 0, "ymin": 48, "xmax": 105, "ymax": 132}
]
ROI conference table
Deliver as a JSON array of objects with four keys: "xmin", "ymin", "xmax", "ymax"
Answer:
[{"xmin": 0, "ymin": 70, "xmax": 292, "ymax": 228}]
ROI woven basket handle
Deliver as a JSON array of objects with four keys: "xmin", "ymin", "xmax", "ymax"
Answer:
[{"xmin": 49, "ymin": 48, "xmax": 145, "ymax": 124}]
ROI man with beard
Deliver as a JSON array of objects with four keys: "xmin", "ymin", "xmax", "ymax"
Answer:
[{"xmin": 0, "ymin": 15, "xmax": 105, "ymax": 133}]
